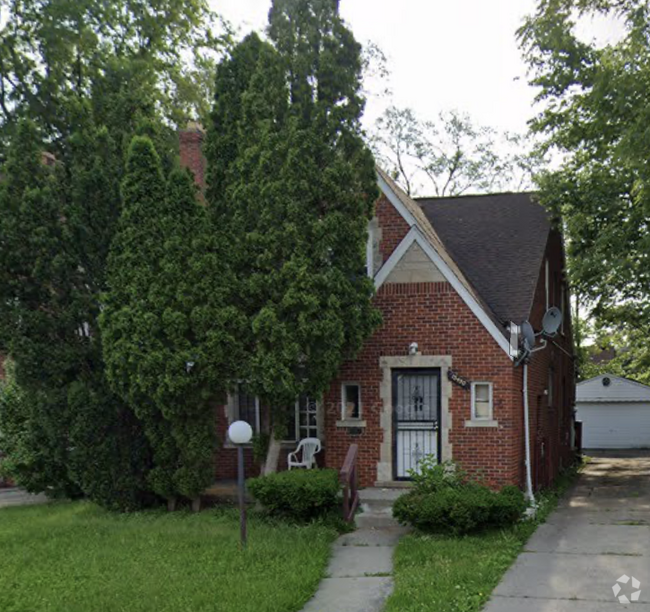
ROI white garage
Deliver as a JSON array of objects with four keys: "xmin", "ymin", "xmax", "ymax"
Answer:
[{"xmin": 577, "ymin": 374, "xmax": 650, "ymax": 449}]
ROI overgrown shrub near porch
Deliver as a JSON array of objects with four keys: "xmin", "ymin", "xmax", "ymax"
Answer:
[
  {"xmin": 248, "ymin": 469, "xmax": 340, "ymax": 521},
  {"xmin": 392, "ymin": 460, "xmax": 527, "ymax": 535}
]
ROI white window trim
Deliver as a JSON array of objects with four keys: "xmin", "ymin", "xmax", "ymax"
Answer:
[
  {"xmin": 340, "ymin": 382, "xmax": 362, "ymax": 421},
  {"xmin": 470, "ymin": 382, "xmax": 494, "ymax": 422},
  {"xmin": 293, "ymin": 396, "xmax": 321, "ymax": 441}
]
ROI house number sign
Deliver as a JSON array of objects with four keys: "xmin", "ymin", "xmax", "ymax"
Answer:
[{"xmin": 447, "ymin": 369, "xmax": 470, "ymax": 390}]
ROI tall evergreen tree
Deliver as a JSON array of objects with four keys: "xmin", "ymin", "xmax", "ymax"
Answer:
[
  {"xmin": 0, "ymin": 119, "xmax": 155, "ymax": 509},
  {"xmin": 0, "ymin": 121, "xmax": 82, "ymax": 497},
  {"xmin": 207, "ymin": 0, "xmax": 380, "ymax": 469},
  {"xmin": 101, "ymin": 138, "xmax": 244, "ymax": 500},
  {"xmin": 100, "ymin": 136, "xmax": 180, "ymax": 500}
]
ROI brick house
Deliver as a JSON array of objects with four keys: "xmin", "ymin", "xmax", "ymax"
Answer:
[
  {"xmin": 180, "ymin": 128, "xmax": 576, "ymax": 493},
  {"xmin": 0, "ymin": 130, "xmax": 576, "ymax": 494}
]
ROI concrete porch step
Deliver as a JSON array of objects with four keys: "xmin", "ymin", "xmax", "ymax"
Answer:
[
  {"xmin": 355, "ymin": 487, "xmax": 408, "ymax": 530},
  {"xmin": 359, "ymin": 487, "xmax": 406, "ymax": 503}
]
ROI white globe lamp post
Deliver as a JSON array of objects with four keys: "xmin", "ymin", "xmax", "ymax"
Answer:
[{"xmin": 228, "ymin": 420, "xmax": 253, "ymax": 546}]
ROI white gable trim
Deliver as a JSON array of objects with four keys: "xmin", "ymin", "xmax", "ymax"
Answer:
[
  {"xmin": 375, "ymin": 226, "xmax": 512, "ymax": 358},
  {"xmin": 377, "ymin": 172, "xmax": 417, "ymax": 228}
]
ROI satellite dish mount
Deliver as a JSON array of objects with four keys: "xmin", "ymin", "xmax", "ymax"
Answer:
[{"xmin": 541, "ymin": 306, "xmax": 563, "ymax": 337}]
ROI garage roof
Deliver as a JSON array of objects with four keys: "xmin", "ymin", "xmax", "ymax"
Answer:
[{"xmin": 577, "ymin": 374, "xmax": 650, "ymax": 403}]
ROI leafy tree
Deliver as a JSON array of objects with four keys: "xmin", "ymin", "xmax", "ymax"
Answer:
[
  {"xmin": 100, "ymin": 136, "xmax": 180, "ymax": 500},
  {"xmin": 0, "ymin": 1, "xmax": 236, "ymax": 507},
  {"xmin": 0, "ymin": 121, "xmax": 82, "ymax": 497},
  {"xmin": 371, "ymin": 106, "xmax": 545, "ymax": 196},
  {"xmin": 101, "ymin": 138, "xmax": 244, "ymax": 500},
  {"xmin": 0, "ymin": 119, "xmax": 155, "ymax": 509},
  {"xmin": 207, "ymin": 0, "xmax": 381, "ymax": 471},
  {"xmin": 518, "ymin": 0, "xmax": 650, "ymax": 343},
  {"xmin": 0, "ymin": 0, "xmax": 231, "ymax": 158}
]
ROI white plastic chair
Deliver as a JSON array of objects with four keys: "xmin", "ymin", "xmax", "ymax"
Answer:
[{"xmin": 288, "ymin": 438, "xmax": 321, "ymax": 470}]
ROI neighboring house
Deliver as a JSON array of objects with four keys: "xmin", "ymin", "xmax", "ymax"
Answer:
[
  {"xmin": 577, "ymin": 374, "xmax": 650, "ymax": 449},
  {"xmin": 180, "ymin": 128, "xmax": 577, "ymax": 492}
]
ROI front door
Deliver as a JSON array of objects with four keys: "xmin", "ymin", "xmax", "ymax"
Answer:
[{"xmin": 393, "ymin": 369, "xmax": 441, "ymax": 480}]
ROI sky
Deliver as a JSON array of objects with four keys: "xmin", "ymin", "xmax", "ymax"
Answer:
[{"xmin": 212, "ymin": 0, "xmax": 624, "ymax": 135}]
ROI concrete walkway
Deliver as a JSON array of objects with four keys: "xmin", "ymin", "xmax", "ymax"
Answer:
[
  {"xmin": 301, "ymin": 488, "xmax": 408, "ymax": 612},
  {"xmin": 483, "ymin": 451, "xmax": 650, "ymax": 612},
  {"xmin": 0, "ymin": 487, "xmax": 48, "ymax": 508}
]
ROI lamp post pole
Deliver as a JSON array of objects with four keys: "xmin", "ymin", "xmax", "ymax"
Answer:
[
  {"xmin": 237, "ymin": 444, "xmax": 247, "ymax": 546},
  {"xmin": 228, "ymin": 420, "xmax": 253, "ymax": 549}
]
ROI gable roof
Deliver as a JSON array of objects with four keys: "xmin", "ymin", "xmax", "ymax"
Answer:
[
  {"xmin": 577, "ymin": 374, "xmax": 650, "ymax": 403},
  {"xmin": 416, "ymin": 192, "xmax": 551, "ymax": 325},
  {"xmin": 376, "ymin": 169, "xmax": 512, "ymax": 357}
]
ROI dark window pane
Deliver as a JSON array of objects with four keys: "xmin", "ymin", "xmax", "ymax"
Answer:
[
  {"xmin": 238, "ymin": 385, "xmax": 258, "ymax": 432},
  {"xmin": 344, "ymin": 384, "xmax": 360, "ymax": 419},
  {"xmin": 285, "ymin": 404, "xmax": 297, "ymax": 441}
]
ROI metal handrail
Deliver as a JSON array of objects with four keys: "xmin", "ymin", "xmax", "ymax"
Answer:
[{"xmin": 340, "ymin": 444, "xmax": 359, "ymax": 523}]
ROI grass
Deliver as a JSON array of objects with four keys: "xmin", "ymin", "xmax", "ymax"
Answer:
[
  {"xmin": 384, "ymin": 458, "xmax": 585, "ymax": 612},
  {"xmin": 0, "ymin": 501, "xmax": 337, "ymax": 612}
]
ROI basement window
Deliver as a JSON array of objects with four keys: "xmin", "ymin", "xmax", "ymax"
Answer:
[{"xmin": 471, "ymin": 382, "xmax": 493, "ymax": 421}]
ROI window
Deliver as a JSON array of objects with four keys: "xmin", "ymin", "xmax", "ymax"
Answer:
[
  {"xmin": 341, "ymin": 383, "xmax": 361, "ymax": 420},
  {"xmin": 285, "ymin": 395, "xmax": 319, "ymax": 441},
  {"xmin": 231, "ymin": 390, "xmax": 319, "ymax": 442},
  {"xmin": 296, "ymin": 395, "xmax": 319, "ymax": 440},
  {"xmin": 237, "ymin": 385, "xmax": 260, "ymax": 433},
  {"xmin": 548, "ymin": 368, "xmax": 554, "ymax": 407},
  {"xmin": 471, "ymin": 382, "xmax": 493, "ymax": 421}
]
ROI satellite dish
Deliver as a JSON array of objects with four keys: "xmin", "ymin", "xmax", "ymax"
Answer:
[
  {"xmin": 542, "ymin": 307, "xmax": 563, "ymax": 336},
  {"xmin": 521, "ymin": 321, "xmax": 536, "ymax": 352}
]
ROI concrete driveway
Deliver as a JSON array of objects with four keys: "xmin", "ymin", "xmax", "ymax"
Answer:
[
  {"xmin": 484, "ymin": 451, "xmax": 650, "ymax": 611},
  {"xmin": 0, "ymin": 487, "xmax": 48, "ymax": 508}
]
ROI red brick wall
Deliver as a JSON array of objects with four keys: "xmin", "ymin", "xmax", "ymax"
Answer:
[
  {"xmin": 210, "ymin": 197, "xmax": 575, "ymax": 494},
  {"xmin": 376, "ymin": 194, "xmax": 410, "ymax": 264},
  {"xmin": 213, "ymin": 403, "xmax": 319, "ymax": 481},
  {"xmin": 322, "ymin": 281, "xmax": 521, "ymax": 489},
  {"xmin": 525, "ymin": 229, "xmax": 575, "ymax": 490},
  {"xmin": 179, "ymin": 126, "xmax": 206, "ymax": 190}
]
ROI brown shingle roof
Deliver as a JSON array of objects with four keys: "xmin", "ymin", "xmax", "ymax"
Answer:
[{"xmin": 416, "ymin": 192, "xmax": 551, "ymax": 325}]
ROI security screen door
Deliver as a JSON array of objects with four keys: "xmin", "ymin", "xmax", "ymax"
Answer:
[{"xmin": 393, "ymin": 369, "xmax": 441, "ymax": 479}]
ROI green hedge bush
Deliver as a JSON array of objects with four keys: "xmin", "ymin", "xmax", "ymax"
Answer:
[
  {"xmin": 392, "ymin": 460, "xmax": 527, "ymax": 534},
  {"xmin": 248, "ymin": 469, "xmax": 340, "ymax": 521},
  {"xmin": 393, "ymin": 485, "xmax": 526, "ymax": 534}
]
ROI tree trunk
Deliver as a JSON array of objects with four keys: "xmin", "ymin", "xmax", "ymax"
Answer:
[{"xmin": 263, "ymin": 426, "xmax": 282, "ymax": 475}]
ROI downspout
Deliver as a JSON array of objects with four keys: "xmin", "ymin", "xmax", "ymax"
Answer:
[{"xmin": 523, "ymin": 362, "xmax": 536, "ymax": 511}]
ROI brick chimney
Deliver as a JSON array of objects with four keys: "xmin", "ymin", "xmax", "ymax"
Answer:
[{"xmin": 179, "ymin": 122, "xmax": 206, "ymax": 190}]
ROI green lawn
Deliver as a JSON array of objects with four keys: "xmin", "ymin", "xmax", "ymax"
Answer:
[
  {"xmin": 385, "ymin": 461, "xmax": 584, "ymax": 612},
  {"xmin": 0, "ymin": 501, "xmax": 337, "ymax": 612},
  {"xmin": 384, "ymin": 525, "xmax": 535, "ymax": 612}
]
